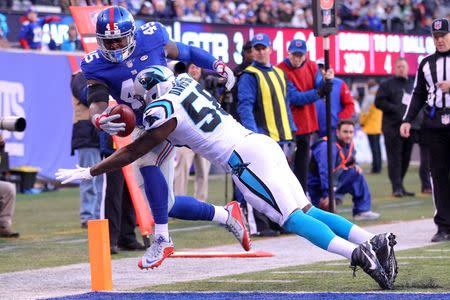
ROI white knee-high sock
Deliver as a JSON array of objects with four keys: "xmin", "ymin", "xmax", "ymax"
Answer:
[
  {"xmin": 327, "ymin": 236, "xmax": 358, "ymax": 259},
  {"xmin": 348, "ymin": 225, "xmax": 375, "ymax": 244}
]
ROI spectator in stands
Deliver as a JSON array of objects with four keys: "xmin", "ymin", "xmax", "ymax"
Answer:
[
  {"xmin": 277, "ymin": 39, "xmax": 332, "ymax": 192},
  {"xmin": 136, "ymin": 1, "xmax": 154, "ymax": 17},
  {"xmin": 70, "ymin": 71, "xmax": 103, "ymax": 228},
  {"xmin": 0, "ymin": 135, "xmax": 19, "ymax": 238},
  {"xmin": 237, "ymin": 33, "xmax": 296, "ymax": 236},
  {"xmin": 357, "ymin": 6, "xmax": 384, "ymax": 31},
  {"xmin": 359, "ymin": 79, "xmax": 383, "ymax": 174},
  {"xmin": 153, "ymin": 0, "xmax": 173, "ymax": 19},
  {"xmin": 308, "ymin": 120, "xmax": 380, "ymax": 221},
  {"xmin": 339, "ymin": 0, "xmax": 360, "ymax": 30},
  {"xmin": 375, "ymin": 57, "xmax": 415, "ymax": 198},
  {"xmin": 314, "ymin": 58, "xmax": 355, "ymax": 140},
  {"xmin": 60, "ymin": 23, "xmax": 83, "ymax": 52},
  {"xmin": 206, "ymin": 0, "xmax": 223, "ymax": 23},
  {"xmin": 174, "ymin": 63, "xmax": 211, "ymax": 201},
  {"xmin": 18, "ymin": 7, "xmax": 61, "ymax": 50}
]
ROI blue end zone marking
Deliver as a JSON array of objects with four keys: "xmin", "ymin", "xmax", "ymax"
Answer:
[{"xmin": 45, "ymin": 292, "xmax": 450, "ymax": 300}]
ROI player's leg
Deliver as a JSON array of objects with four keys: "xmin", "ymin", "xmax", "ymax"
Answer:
[
  {"xmin": 131, "ymin": 127, "xmax": 175, "ymax": 269},
  {"xmin": 168, "ymin": 195, "xmax": 251, "ymax": 251},
  {"xmin": 285, "ymin": 152, "xmax": 396, "ymax": 287},
  {"xmin": 230, "ymin": 134, "xmax": 391, "ymax": 288}
]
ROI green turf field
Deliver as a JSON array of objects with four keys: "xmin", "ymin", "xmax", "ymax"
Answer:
[
  {"xmin": 146, "ymin": 242, "xmax": 450, "ymax": 293},
  {"xmin": 0, "ymin": 165, "xmax": 447, "ymax": 294}
]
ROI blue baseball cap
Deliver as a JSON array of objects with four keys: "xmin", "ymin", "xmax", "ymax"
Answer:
[
  {"xmin": 251, "ymin": 33, "xmax": 271, "ymax": 48},
  {"xmin": 288, "ymin": 39, "xmax": 307, "ymax": 54}
]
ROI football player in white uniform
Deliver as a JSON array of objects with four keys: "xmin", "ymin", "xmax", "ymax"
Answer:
[{"xmin": 56, "ymin": 66, "xmax": 397, "ymax": 289}]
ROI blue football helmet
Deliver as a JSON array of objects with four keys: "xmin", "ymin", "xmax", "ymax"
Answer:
[
  {"xmin": 96, "ymin": 6, "xmax": 136, "ymax": 63},
  {"xmin": 134, "ymin": 66, "xmax": 175, "ymax": 104}
]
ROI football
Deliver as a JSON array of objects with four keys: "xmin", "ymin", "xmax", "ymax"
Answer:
[{"xmin": 108, "ymin": 104, "xmax": 136, "ymax": 137}]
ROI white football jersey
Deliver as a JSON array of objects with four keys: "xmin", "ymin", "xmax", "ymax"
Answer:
[{"xmin": 143, "ymin": 73, "xmax": 252, "ymax": 168}]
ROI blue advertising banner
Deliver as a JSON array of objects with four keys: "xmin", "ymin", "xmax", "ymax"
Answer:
[{"xmin": 0, "ymin": 49, "xmax": 79, "ymax": 179}]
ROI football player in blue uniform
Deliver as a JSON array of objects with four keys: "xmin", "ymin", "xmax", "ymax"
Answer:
[
  {"xmin": 80, "ymin": 6, "xmax": 247, "ymax": 269},
  {"xmin": 57, "ymin": 66, "xmax": 397, "ymax": 288}
]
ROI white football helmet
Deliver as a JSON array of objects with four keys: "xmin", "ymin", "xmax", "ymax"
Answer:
[{"xmin": 134, "ymin": 66, "xmax": 175, "ymax": 104}]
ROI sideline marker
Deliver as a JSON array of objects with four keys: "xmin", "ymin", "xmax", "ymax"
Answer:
[{"xmin": 87, "ymin": 219, "xmax": 113, "ymax": 291}]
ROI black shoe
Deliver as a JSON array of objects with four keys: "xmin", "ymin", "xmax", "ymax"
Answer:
[
  {"xmin": 110, "ymin": 245, "xmax": 119, "ymax": 255},
  {"xmin": 350, "ymin": 242, "xmax": 392, "ymax": 290},
  {"xmin": 392, "ymin": 189, "xmax": 403, "ymax": 198},
  {"xmin": 81, "ymin": 222, "xmax": 88, "ymax": 229},
  {"xmin": 431, "ymin": 231, "xmax": 450, "ymax": 242},
  {"xmin": 370, "ymin": 233, "xmax": 398, "ymax": 285},
  {"xmin": 402, "ymin": 189, "xmax": 415, "ymax": 197},
  {"xmin": 118, "ymin": 241, "xmax": 146, "ymax": 251},
  {"xmin": 0, "ymin": 227, "xmax": 19, "ymax": 238}
]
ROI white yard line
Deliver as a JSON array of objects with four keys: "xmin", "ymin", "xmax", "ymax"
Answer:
[{"xmin": 0, "ymin": 218, "xmax": 439, "ymax": 299}]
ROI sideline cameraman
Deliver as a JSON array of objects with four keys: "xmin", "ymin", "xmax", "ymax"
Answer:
[{"xmin": 0, "ymin": 134, "xmax": 19, "ymax": 238}]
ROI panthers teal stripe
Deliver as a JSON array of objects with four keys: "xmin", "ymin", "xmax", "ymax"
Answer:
[{"xmin": 145, "ymin": 100, "xmax": 174, "ymax": 118}]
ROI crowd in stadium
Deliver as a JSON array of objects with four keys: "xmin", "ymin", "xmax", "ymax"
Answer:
[{"xmin": 0, "ymin": 0, "xmax": 450, "ymax": 42}]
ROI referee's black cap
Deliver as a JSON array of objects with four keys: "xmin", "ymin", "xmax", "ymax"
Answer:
[{"xmin": 431, "ymin": 18, "xmax": 450, "ymax": 34}]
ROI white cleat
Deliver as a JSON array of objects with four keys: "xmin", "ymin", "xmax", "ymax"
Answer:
[
  {"xmin": 138, "ymin": 234, "xmax": 174, "ymax": 270},
  {"xmin": 225, "ymin": 201, "xmax": 252, "ymax": 251}
]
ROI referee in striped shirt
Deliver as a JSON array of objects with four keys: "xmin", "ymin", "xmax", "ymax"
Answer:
[{"xmin": 401, "ymin": 18, "xmax": 450, "ymax": 243}]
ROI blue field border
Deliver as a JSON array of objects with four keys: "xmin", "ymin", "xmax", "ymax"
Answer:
[{"xmin": 45, "ymin": 292, "xmax": 450, "ymax": 300}]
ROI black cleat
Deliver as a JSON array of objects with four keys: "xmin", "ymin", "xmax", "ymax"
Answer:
[
  {"xmin": 370, "ymin": 233, "xmax": 398, "ymax": 286},
  {"xmin": 351, "ymin": 241, "xmax": 392, "ymax": 290}
]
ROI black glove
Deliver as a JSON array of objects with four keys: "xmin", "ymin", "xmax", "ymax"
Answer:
[{"xmin": 318, "ymin": 80, "xmax": 333, "ymax": 98}]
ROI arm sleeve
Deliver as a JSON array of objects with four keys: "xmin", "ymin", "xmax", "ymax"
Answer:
[
  {"xmin": 287, "ymin": 80, "xmax": 319, "ymax": 106},
  {"xmin": 175, "ymin": 42, "xmax": 217, "ymax": 70},
  {"xmin": 338, "ymin": 82, "xmax": 355, "ymax": 119},
  {"xmin": 237, "ymin": 73, "xmax": 258, "ymax": 132},
  {"xmin": 284, "ymin": 84, "xmax": 297, "ymax": 132},
  {"xmin": 404, "ymin": 63, "xmax": 428, "ymax": 122}
]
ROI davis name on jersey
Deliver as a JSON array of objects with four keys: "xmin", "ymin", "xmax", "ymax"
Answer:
[
  {"xmin": 81, "ymin": 22, "xmax": 169, "ymax": 125},
  {"xmin": 143, "ymin": 74, "xmax": 251, "ymax": 168}
]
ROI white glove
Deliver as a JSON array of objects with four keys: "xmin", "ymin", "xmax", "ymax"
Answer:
[
  {"xmin": 213, "ymin": 60, "xmax": 235, "ymax": 91},
  {"xmin": 55, "ymin": 165, "xmax": 93, "ymax": 184},
  {"xmin": 92, "ymin": 106, "xmax": 125, "ymax": 135}
]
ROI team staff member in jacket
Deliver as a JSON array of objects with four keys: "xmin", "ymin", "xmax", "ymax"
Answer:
[
  {"xmin": 401, "ymin": 18, "xmax": 450, "ymax": 243},
  {"xmin": 277, "ymin": 39, "xmax": 333, "ymax": 191},
  {"xmin": 375, "ymin": 57, "xmax": 415, "ymax": 198}
]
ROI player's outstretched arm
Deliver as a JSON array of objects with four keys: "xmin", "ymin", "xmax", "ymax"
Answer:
[
  {"xmin": 91, "ymin": 118, "xmax": 177, "ymax": 176},
  {"xmin": 165, "ymin": 40, "xmax": 235, "ymax": 91},
  {"xmin": 56, "ymin": 119, "xmax": 177, "ymax": 183}
]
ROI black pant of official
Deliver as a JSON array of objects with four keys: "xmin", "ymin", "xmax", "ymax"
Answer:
[
  {"xmin": 383, "ymin": 128, "xmax": 414, "ymax": 192},
  {"xmin": 294, "ymin": 133, "xmax": 312, "ymax": 193},
  {"xmin": 367, "ymin": 134, "xmax": 382, "ymax": 174},
  {"xmin": 104, "ymin": 169, "xmax": 139, "ymax": 247},
  {"xmin": 427, "ymin": 129, "xmax": 450, "ymax": 233}
]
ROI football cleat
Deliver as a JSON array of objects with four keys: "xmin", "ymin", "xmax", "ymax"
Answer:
[
  {"xmin": 370, "ymin": 232, "xmax": 398, "ymax": 285},
  {"xmin": 350, "ymin": 241, "xmax": 392, "ymax": 290},
  {"xmin": 225, "ymin": 201, "xmax": 252, "ymax": 251},
  {"xmin": 138, "ymin": 234, "xmax": 174, "ymax": 270}
]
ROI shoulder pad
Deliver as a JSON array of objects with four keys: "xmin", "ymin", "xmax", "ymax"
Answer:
[{"xmin": 143, "ymin": 99, "xmax": 174, "ymax": 130}]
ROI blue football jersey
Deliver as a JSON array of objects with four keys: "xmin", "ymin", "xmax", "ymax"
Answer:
[{"xmin": 81, "ymin": 22, "xmax": 170, "ymax": 125}]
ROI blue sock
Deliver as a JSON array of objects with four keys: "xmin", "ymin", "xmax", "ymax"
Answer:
[
  {"xmin": 306, "ymin": 206, "xmax": 353, "ymax": 240},
  {"xmin": 169, "ymin": 196, "xmax": 215, "ymax": 221},
  {"xmin": 283, "ymin": 210, "xmax": 336, "ymax": 250},
  {"xmin": 139, "ymin": 166, "xmax": 168, "ymax": 224}
]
